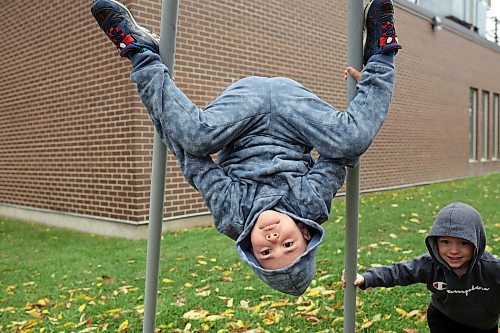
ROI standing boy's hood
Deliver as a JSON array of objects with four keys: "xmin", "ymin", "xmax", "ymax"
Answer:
[
  {"xmin": 425, "ymin": 202, "xmax": 486, "ymax": 273},
  {"xmin": 235, "ymin": 199, "xmax": 324, "ymax": 296}
]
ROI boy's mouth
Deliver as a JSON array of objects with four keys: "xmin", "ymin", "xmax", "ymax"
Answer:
[
  {"xmin": 261, "ymin": 222, "xmax": 280, "ymax": 230},
  {"xmin": 447, "ymin": 256, "xmax": 463, "ymax": 263}
]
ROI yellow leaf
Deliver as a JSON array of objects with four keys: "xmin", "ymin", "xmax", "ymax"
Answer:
[
  {"xmin": 389, "ymin": 233, "xmax": 397, "ymax": 239},
  {"xmin": 117, "ymin": 320, "xmax": 129, "ymax": 332},
  {"xmin": 78, "ymin": 304, "xmax": 86, "ymax": 313},
  {"xmin": 37, "ymin": 299, "xmax": 49, "ymax": 307},
  {"xmin": 296, "ymin": 300, "xmax": 315, "ymax": 312},
  {"xmin": 183, "ymin": 309, "xmax": 208, "ymax": 320},
  {"xmin": 196, "ymin": 290, "xmax": 211, "ymax": 297},
  {"xmin": 318, "ymin": 274, "xmax": 333, "ymax": 281},
  {"xmin": 162, "ymin": 278, "xmax": 174, "ymax": 283},
  {"xmin": 360, "ymin": 319, "xmax": 374, "ymax": 329},
  {"xmin": 198, "ymin": 260, "xmax": 207, "ymax": 265},
  {"xmin": 407, "ymin": 309, "xmax": 420, "ymax": 317},
  {"xmin": 203, "ymin": 314, "xmax": 225, "ymax": 321},
  {"xmin": 395, "ymin": 308, "xmax": 407, "ymax": 316},
  {"xmin": 305, "ymin": 307, "xmax": 321, "ymax": 316},
  {"xmin": 240, "ymin": 300, "xmax": 251, "ymax": 310}
]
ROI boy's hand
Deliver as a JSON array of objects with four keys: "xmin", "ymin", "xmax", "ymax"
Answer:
[
  {"xmin": 341, "ymin": 270, "xmax": 365, "ymax": 288},
  {"xmin": 344, "ymin": 67, "xmax": 362, "ymax": 83}
]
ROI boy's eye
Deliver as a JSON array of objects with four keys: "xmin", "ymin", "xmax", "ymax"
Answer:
[
  {"xmin": 283, "ymin": 241, "xmax": 294, "ymax": 248},
  {"xmin": 261, "ymin": 249, "xmax": 270, "ymax": 256}
]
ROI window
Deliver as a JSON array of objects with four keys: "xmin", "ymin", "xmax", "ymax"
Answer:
[
  {"xmin": 482, "ymin": 91, "xmax": 489, "ymax": 160},
  {"xmin": 469, "ymin": 88, "xmax": 478, "ymax": 161},
  {"xmin": 494, "ymin": 94, "xmax": 499, "ymax": 160}
]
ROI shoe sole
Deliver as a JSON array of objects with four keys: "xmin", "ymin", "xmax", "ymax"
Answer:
[
  {"xmin": 92, "ymin": 0, "xmax": 153, "ymax": 37},
  {"xmin": 363, "ymin": 0, "xmax": 375, "ymax": 52}
]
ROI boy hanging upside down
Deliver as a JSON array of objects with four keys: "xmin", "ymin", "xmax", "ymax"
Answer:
[{"xmin": 91, "ymin": 0, "xmax": 402, "ymax": 295}]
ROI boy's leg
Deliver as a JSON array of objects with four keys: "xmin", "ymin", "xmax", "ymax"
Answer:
[
  {"xmin": 130, "ymin": 52, "xmax": 271, "ymax": 156},
  {"xmin": 426, "ymin": 304, "xmax": 498, "ymax": 333},
  {"xmin": 271, "ymin": 56, "xmax": 394, "ymax": 161},
  {"xmin": 271, "ymin": 0, "xmax": 401, "ymax": 160},
  {"xmin": 91, "ymin": 0, "xmax": 270, "ymax": 156}
]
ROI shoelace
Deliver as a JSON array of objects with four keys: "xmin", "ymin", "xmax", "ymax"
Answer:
[{"xmin": 380, "ymin": 20, "xmax": 397, "ymax": 46}]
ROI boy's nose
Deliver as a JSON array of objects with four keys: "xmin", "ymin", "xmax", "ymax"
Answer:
[
  {"xmin": 265, "ymin": 232, "xmax": 279, "ymax": 241},
  {"xmin": 450, "ymin": 244, "xmax": 460, "ymax": 253}
]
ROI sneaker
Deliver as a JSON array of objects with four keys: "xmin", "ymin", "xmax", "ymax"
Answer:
[
  {"xmin": 363, "ymin": 0, "xmax": 402, "ymax": 65},
  {"xmin": 91, "ymin": 0, "xmax": 159, "ymax": 58}
]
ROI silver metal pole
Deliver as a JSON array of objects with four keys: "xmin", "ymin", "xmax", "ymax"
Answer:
[
  {"xmin": 142, "ymin": 0, "xmax": 179, "ymax": 332},
  {"xmin": 343, "ymin": 0, "xmax": 363, "ymax": 332}
]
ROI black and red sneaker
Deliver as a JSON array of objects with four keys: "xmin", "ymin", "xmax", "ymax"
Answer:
[
  {"xmin": 363, "ymin": 0, "xmax": 402, "ymax": 65},
  {"xmin": 91, "ymin": 0, "xmax": 159, "ymax": 58}
]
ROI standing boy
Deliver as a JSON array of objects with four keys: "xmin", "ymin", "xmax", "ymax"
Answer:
[{"xmin": 343, "ymin": 202, "xmax": 500, "ymax": 332}]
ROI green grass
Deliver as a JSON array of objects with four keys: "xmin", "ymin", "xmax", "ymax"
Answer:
[{"xmin": 0, "ymin": 173, "xmax": 499, "ymax": 333}]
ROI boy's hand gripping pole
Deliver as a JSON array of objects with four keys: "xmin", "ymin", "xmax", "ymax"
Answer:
[
  {"xmin": 143, "ymin": 0, "xmax": 180, "ymax": 332},
  {"xmin": 344, "ymin": 0, "xmax": 363, "ymax": 332}
]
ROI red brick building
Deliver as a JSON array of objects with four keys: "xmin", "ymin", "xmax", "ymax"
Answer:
[{"xmin": 1, "ymin": 0, "xmax": 499, "ymax": 238}]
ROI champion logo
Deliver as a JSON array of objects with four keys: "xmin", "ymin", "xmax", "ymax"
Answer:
[{"xmin": 433, "ymin": 281, "xmax": 447, "ymax": 290}]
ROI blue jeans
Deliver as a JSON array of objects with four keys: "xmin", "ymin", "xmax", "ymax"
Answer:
[{"xmin": 130, "ymin": 52, "xmax": 395, "ymax": 161}]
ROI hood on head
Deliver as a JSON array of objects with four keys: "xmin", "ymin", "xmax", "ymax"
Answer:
[
  {"xmin": 425, "ymin": 202, "xmax": 486, "ymax": 272},
  {"xmin": 236, "ymin": 210, "xmax": 324, "ymax": 296}
]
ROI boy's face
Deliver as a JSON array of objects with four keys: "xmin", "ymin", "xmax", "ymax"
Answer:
[
  {"xmin": 250, "ymin": 210, "xmax": 311, "ymax": 270},
  {"xmin": 437, "ymin": 236, "xmax": 474, "ymax": 274}
]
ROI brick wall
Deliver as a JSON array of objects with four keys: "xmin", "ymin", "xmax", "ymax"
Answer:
[{"xmin": 1, "ymin": 0, "xmax": 499, "ymax": 226}]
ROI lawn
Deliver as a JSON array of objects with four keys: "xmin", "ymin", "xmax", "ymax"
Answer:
[{"xmin": 0, "ymin": 173, "xmax": 499, "ymax": 332}]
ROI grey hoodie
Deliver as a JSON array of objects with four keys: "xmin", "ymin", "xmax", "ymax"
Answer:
[
  {"xmin": 361, "ymin": 202, "xmax": 500, "ymax": 329},
  {"xmin": 130, "ymin": 51, "xmax": 396, "ymax": 296}
]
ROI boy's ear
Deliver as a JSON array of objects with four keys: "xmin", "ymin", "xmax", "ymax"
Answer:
[{"xmin": 297, "ymin": 222, "xmax": 311, "ymax": 241}]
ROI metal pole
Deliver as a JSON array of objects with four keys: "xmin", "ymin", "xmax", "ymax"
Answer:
[
  {"xmin": 343, "ymin": 0, "xmax": 363, "ymax": 332},
  {"xmin": 143, "ymin": 1, "xmax": 179, "ymax": 332}
]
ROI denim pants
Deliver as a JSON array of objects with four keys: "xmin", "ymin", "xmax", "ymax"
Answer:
[
  {"xmin": 129, "ymin": 51, "xmax": 395, "ymax": 234},
  {"xmin": 130, "ymin": 52, "xmax": 395, "ymax": 161}
]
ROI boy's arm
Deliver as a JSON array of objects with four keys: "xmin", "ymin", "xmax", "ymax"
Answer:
[
  {"xmin": 361, "ymin": 255, "xmax": 434, "ymax": 289},
  {"xmin": 169, "ymin": 141, "xmax": 252, "ymax": 240},
  {"xmin": 304, "ymin": 156, "xmax": 351, "ymax": 210}
]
